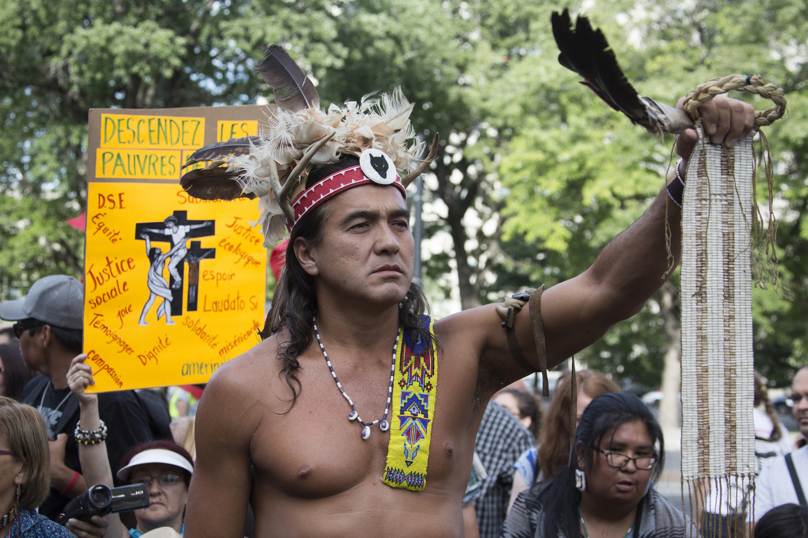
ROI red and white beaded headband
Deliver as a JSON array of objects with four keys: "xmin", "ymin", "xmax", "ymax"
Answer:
[{"xmin": 290, "ymin": 149, "xmax": 407, "ymax": 231}]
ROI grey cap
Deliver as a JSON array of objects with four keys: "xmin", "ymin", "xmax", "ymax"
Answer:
[{"xmin": 0, "ymin": 275, "xmax": 84, "ymax": 330}]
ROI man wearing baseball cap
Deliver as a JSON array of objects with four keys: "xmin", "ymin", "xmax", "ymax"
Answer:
[{"xmin": 0, "ymin": 275, "xmax": 154, "ymax": 520}]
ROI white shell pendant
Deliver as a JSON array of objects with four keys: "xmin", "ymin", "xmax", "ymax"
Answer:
[
  {"xmin": 361, "ymin": 426, "xmax": 371, "ymax": 440},
  {"xmin": 380, "ymin": 420, "xmax": 390, "ymax": 432},
  {"xmin": 348, "ymin": 411, "xmax": 358, "ymax": 421}
]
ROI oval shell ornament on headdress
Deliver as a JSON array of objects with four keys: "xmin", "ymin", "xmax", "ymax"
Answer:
[{"xmin": 360, "ymin": 149, "xmax": 398, "ymax": 185}]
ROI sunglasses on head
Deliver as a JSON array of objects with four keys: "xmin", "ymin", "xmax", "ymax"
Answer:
[{"xmin": 12, "ymin": 318, "xmax": 46, "ymax": 339}]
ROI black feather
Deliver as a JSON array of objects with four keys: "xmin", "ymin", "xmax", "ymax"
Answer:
[
  {"xmin": 181, "ymin": 136, "xmax": 263, "ymax": 169},
  {"xmin": 257, "ymin": 44, "xmax": 320, "ymax": 112},
  {"xmin": 180, "ymin": 167, "xmax": 256, "ymax": 201},
  {"xmin": 551, "ymin": 9, "xmax": 646, "ymax": 123}
]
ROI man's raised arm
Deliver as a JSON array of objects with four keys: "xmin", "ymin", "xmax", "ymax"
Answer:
[{"xmin": 468, "ymin": 95, "xmax": 755, "ymax": 384}]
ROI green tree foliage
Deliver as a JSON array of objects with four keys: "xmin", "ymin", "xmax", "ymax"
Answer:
[
  {"xmin": 0, "ymin": 0, "xmax": 339, "ymax": 292},
  {"xmin": 496, "ymin": 0, "xmax": 808, "ymax": 387},
  {"xmin": 2, "ymin": 0, "xmax": 806, "ymax": 388}
]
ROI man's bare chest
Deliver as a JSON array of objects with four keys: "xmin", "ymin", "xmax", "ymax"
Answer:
[{"xmin": 247, "ymin": 349, "xmax": 482, "ymax": 501}]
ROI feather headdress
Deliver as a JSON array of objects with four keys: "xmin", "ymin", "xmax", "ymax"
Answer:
[{"xmin": 181, "ymin": 45, "xmax": 439, "ymax": 246}]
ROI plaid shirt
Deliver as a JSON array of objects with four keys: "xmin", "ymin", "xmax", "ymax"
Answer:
[{"xmin": 473, "ymin": 401, "xmax": 537, "ymax": 538}]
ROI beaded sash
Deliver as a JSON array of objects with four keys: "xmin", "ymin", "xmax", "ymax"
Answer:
[{"xmin": 382, "ymin": 315, "xmax": 438, "ymax": 491}]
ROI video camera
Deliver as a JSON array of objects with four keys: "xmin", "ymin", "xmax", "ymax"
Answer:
[{"xmin": 57, "ymin": 483, "xmax": 149, "ymax": 525}]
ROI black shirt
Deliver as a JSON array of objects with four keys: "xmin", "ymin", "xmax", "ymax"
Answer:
[{"xmin": 21, "ymin": 375, "xmax": 154, "ymax": 520}]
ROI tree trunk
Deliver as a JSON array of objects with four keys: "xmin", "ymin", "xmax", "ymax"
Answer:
[
  {"xmin": 446, "ymin": 205, "xmax": 482, "ymax": 310},
  {"xmin": 659, "ymin": 280, "xmax": 681, "ymax": 430}
]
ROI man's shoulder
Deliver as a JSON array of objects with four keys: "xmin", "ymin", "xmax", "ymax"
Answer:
[
  {"xmin": 758, "ymin": 446, "xmax": 803, "ymax": 480},
  {"xmin": 793, "ymin": 443, "xmax": 808, "ymax": 462},
  {"xmin": 199, "ymin": 337, "xmax": 283, "ymax": 404}
]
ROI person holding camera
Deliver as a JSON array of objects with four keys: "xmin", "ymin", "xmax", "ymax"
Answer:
[
  {"xmin": 0, "ymin": 395, "xmax": 76, "ymax": 537},
  {"xmin": 65, "ymin": 355, "xmax": 193, "ymax": 538}
]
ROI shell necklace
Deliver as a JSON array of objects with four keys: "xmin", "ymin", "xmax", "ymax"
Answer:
[{"xmin": 313, "ymin": 316, "xmax": 399, "ymax": 440}]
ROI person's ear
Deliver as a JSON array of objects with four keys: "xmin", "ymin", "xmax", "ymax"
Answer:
[
  {"xmin": 294, "ymin": 237, "xmax": 320, "ymax": 277},
  {"xmin": 40, "ymin": 325, "xmax": 53, "ymax": 348},
  {"xmin": 14, "ymin": 459, "xmax": 28, "ymax": 486},
  {"xmin": 576, "ymin": 443, "xmax": 586, "ymax": 470}
]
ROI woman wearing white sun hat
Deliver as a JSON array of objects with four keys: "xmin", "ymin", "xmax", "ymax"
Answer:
[{"xmin": 63, "ymin": 354, "xmax": 193, "ymax": 538}]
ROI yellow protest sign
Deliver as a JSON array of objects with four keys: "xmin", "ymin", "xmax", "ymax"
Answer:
[{"xmin": 85, "ymin": 106, "xmax": 268, "ymax": 392}]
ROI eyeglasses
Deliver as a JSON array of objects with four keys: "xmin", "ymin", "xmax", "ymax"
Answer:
[
  {"xmin": 12, "ymin": 318, "xmax": 45, "ymax": 339},
  {"xmin": 593, "ymin": 446, "xmax": 656, "ymax": 470},
  {"xmin": 131, "ymin": 474, "xmax": 182, "ymax": 487},
  {"xmin": 0, "ymin": 450, "xmax": 17, "ymax": 457}
]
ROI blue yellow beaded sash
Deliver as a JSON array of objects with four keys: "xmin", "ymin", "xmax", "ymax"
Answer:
[{"xmin": 382, "ymin": 315, "xmax": 438, "ymax": 491}]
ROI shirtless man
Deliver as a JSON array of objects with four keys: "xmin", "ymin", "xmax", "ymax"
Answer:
[{"xmin": 185, "ymin": 96, "xmax": 754, "ymax": 537}]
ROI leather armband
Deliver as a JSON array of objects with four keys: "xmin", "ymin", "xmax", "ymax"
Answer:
[{"xmin": 496, "ymin": 285, "xmax": 550, "ymax": 396}]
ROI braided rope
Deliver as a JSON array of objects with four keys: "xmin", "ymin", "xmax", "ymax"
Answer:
[{"xmin": 682, "ymin": 74, "xmax": 786, "ymax": 127}]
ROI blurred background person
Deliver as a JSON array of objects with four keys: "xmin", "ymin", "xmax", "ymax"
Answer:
[
  {"xmin": 0, "ymin": 275, "xmax": 156, "ymax": 520},
  {"xmin": 754, "ymin": 371, "xmax": 791, "ymax": 472},
  {"xmin": 0, "ymin": 395, "xmax": 73, "ymax": 537},
  {"xmin": 503, "ymin": 392, "xmax": 693, "ymax": 537},
  {"xmin": 755, "ymin": 365, "xmax": 808, "ymax": 523},
  {"xmin": 65, "ymin": 355, "xmax": 193, "ymax": 538},
  {"xmin": 473, "ymin": 400, "xmax": 535, "ymax": 538},
  {"xmin": 0, "ymin": 327, "xmax": 17, "ymax": 346},
  {"xmin": 493, "ymin": 388, "xmax": 542, "ymax": 442},
  {"xmin": 508, "ymin": 370, "xmax": 620, "ymax": 512},
  {"xmin": 0, "ymin": 344, "xmax": 37, "ymax": 401}
]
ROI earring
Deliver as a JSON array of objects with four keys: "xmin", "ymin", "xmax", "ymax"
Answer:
[{"xmin": 575, "ymin": 469, "xmax": 586, "ymax": 492}]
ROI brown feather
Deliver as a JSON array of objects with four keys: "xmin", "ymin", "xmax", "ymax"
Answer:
[
  {"xmin": 257, "ymin": 44, "xmax": 319, "ymax": 112},
  {"xmin": 181, "ymin": 136, "xmax": 263, "ymax": 169},
  {"xmin": 179, "ymin": 167, "xmax": 256, "ymax": 201}
]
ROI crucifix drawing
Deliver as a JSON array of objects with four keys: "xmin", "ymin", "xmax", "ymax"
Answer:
[{"xmin": 135, "ymin": 211, "xmax": 216, "ymax": 319}]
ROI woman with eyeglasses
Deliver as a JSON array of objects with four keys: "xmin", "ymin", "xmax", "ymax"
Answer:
[
  {"xmin": 63, "ymin": 355, "xmax": 193, "ymax": 538},
  {"xmin": 502, "ymin": 392, "xmax": 694, "ymax": 538},
  {"xmin": 0, "ymin": 395, "xmax": 73, "ymax": 537}
]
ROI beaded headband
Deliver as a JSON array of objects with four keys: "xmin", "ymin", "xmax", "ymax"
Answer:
[
  {"xmin": 180, "ymin": 44, "xmax": 438, "ymax": 246},
  {"xmin": 290, "ymin": 150, "xmax": 406, "ymax": 232}
]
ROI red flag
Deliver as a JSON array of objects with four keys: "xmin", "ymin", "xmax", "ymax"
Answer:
[
  {"xmin": 67, "ymin": 212, "xmax": 86, "ymax": 231},
  {"xmin": 269, "ymin": 238, "xmax": 289, "ymax": 282}
]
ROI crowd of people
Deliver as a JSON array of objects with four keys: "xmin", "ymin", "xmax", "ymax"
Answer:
[
  {"xmin": 1, "ymin": 274, "xmax": 805, "ymax": 537},
  {"xmin": 0, "ymin": 77, "xmax": 804, "ymax": 538}
]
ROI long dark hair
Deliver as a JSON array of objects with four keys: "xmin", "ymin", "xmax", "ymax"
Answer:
[
  {"xmin": 534, "ymin": 392, "xmax": 664, "ymax": 537},
  {"xmin": 0, "ymin": 344, "xmax": 37, "ymax": 401},
  {"xmin": 755, "ymin": 503, "xmax": 808, "ymax": 538},
  {"xmin": 262, "ymin": 155, "xmax": 435, "ymax": 410}
]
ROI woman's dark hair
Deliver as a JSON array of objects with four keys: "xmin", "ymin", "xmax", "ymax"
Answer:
[
  {"xmin": 0, "ymin": 344, "xmax": 37, "ymax": 401},
  {"xmin": 754, "ymin": 371, "xmax": 783, "ymax": 442},
  {"xmin": 499, "ymin": 388, "xmax": 542, "ymax": 441},
  {"xmin": 534, "ymin": 391, "xmax": 664, "ymax": 538},
  {"xmin": 120, "ymin": 440, "xmax": 194, "ymax": 486},
  {"xmin": 262, "ymin": 155, "xmax": 435, "ymax": 410},
  {"xmin": 755, "ymin": 503, "xmax": 808, "ymax": 538}
]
